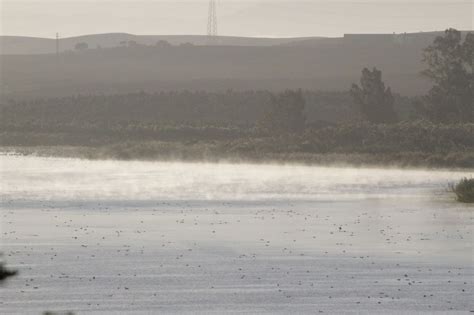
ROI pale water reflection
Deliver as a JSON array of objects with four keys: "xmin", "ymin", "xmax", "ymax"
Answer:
[
  {"xmin": 1, "ymin": 155, "xmax": 473, "ymax": 313},
  {"xmin": 1, "ymin": 155, "xmax": 470, "ymax": 201}
]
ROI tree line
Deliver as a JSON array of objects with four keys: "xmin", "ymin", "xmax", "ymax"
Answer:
[
  {"xmin": 352, "ymin": 29, "xmax": 472, "ymax": 124},
  {"xmin": 262, "ymin": 29, "xmax": 472, "ymax": 135},
  {"xmin": 1, "ymin": 90, "xmax": 413, "ymax": 131}
]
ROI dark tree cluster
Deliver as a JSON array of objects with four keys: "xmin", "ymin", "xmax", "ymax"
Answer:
[
  {"xmin": 349, "ymin": 28, "xmax": 472, "ymax": 124},
  {"xmin": 419, "ymin": 29, "xmax": 473, "ymax": 123},
  {"xmin": 350, "ymin": 68, "xmax": 396, "ymax": 123}
]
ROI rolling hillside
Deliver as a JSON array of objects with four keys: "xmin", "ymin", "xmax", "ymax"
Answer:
[
  {"xmin": 1, "ymin": 31, "xmax": 470, "ymax": 99},
  {"xmin": 0, "ymin": 34, "xmax": 322, "ymax": 55}
]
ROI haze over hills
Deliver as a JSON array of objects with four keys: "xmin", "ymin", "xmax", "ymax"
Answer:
[
  {"xmin": 0, "ymin": 31, "xmax": 471, "ymax": 99},
  {"xmin": 0, "ymin": 34, "xmax": 324, "ymax": 55}
]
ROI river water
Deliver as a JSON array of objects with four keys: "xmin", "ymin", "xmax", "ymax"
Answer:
[{"xmin": 1, "ymin": 155, "xmax": 473, "ymax": 313}]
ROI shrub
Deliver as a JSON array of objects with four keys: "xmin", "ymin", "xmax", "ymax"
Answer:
[
  {"xmin": 0, "ymin": 261, "xmax": 17, "ymax": 282},
  {"xmin": 451, "ymin": 178, "xmax": 474, "ymax": 203}
]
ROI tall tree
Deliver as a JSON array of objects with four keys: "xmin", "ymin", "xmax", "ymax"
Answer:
[
  {"xmin": 350, "ymin": 67, "xmax": 397, "ymax": 123},
  {"xmin": 258, "ymin": 89, "xmax": 306, "ymax": 135},
  {"xmin": 419, "ymin": 29, "xmax": 473, "ymax": 122}
]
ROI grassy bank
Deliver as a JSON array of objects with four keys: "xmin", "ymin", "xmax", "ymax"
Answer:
[
  {"xmin": 2, "ymin": 142, "xmax": 473, "ymax": 169},
  {"xmin": 1, "ymin": 122, "xmax": 472, "ymax": 168}
]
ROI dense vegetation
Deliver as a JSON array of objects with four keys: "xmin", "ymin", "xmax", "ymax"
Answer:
[
  {"xmin": 0, "ymin": 29, "xmax": 472, "ymax": 168},
  {"xmin": 451, "ymin": 178, "xmax": 474, "ymax": 203},
  {"xmin": 0, "ymin": 90, "xmax": 472, "ymax": 168},
  {"xmin": 350, "ymin": 68, "xmax": 397, "ymax": 123},
  {"xmin": 1, "ymin": 89, "xmax": 418, "ymax": 127},
  {"xmin": 2, "ymin": 120, "xmax": 473, "ymax": 167},
  {"xmin": 418, "ymin": 29, "xmax": 473, "ymax": 123}
]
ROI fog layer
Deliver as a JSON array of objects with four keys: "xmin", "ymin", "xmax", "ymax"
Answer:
[{"xmin": 1, "ymin": 155, "xmax": 471, "ymax": 202}]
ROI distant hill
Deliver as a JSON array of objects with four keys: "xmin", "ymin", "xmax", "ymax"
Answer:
[
  {"xmin": 0, "ymin": 31, "xmax": 471, "ymax": 99},
  {"xmin": 0, "ymin": 34, "xmax": 323, "ymax": 55}
]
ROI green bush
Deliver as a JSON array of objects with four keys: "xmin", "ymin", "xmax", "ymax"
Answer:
[{"xmin": 452, "ymin": 178, "xmax": 474, "ymax": 203}]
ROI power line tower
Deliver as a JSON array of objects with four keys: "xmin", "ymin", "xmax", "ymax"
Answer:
[{"xmin": 207, "ymin": 0, "xmax": 218, "ymax": 37}]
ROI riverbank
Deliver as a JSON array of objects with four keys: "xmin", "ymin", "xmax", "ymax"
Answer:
[
  {"xmin": 2, "ymin": 142, "xmax": 474, "ymax": 169},
  {"xmin": 2, "ymin": 121, "xmax": 473, "ymax": 168}
]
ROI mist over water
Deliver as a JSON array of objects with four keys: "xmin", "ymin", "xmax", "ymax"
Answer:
[
  {"xmin": 1, "ymin": 154, "xmax": 470, "ymax": 202},
  {"xmin": 2, "ymin": 154, "xmax": 473, "ymax": 313}
]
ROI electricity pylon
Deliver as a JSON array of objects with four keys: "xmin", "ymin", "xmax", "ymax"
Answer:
[{"xmin": 207, "ymin": 0, "xmax": 218, "ymax": 37}]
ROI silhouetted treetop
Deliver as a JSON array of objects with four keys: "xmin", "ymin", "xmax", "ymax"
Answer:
[
  {"xmin": 419, "ymin": 28, "xmax": 473, "ymax": 122},
  {"xmin": 350, "ymin": 67, "xmax": 397, "ymax": 123}
]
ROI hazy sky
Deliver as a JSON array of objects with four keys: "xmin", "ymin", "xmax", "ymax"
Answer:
[{"xmin": 1, "ymin": 0, "xmax": 472, "ymax": 38}]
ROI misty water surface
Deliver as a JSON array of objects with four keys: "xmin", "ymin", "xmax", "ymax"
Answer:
[
  {"xmin": 1, "ymin": 154, "xmax": 473, "ymax": 313},
  {"xmin": 1, "ymin": 154, "xmax": 470, "ymax": 202}
]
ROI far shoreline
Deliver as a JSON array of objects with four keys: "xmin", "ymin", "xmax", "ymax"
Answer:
[{"xmin": 2, "ymin": 145, "xmax": 473, "ymax": 171}]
